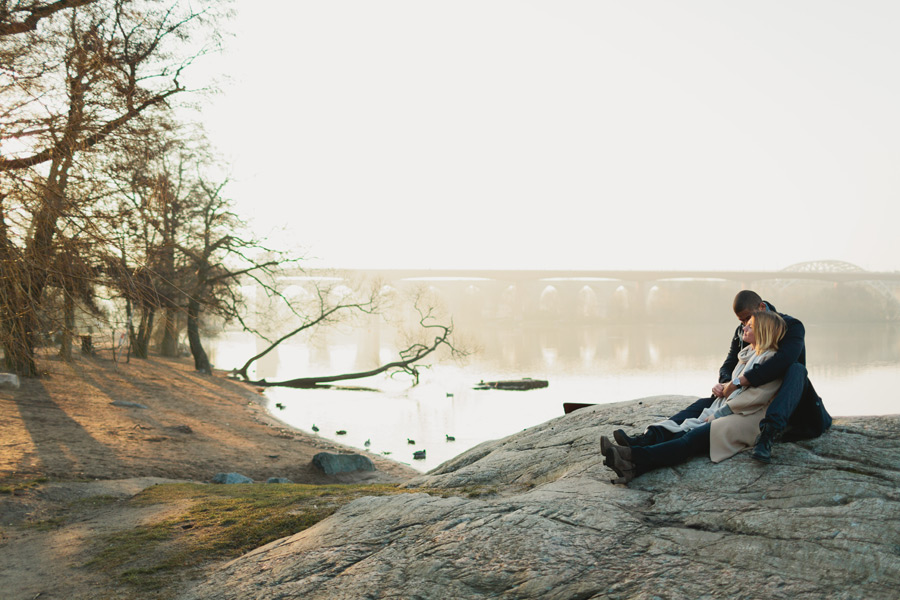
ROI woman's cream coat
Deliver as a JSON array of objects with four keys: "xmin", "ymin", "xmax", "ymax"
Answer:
[{"xmin": 710, "ymin": 346, "xmax": 783, "ymax": 462}]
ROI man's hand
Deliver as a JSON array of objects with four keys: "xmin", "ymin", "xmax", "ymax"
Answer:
[
  {"xmin": 722, "ymin": 374, "xmax": 749, "ymax": 398},
  {"xmin": 712, "ymin": 383, "xmax": 725, "ymax": 398}
]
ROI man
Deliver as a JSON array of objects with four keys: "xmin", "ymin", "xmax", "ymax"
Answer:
[{"xmin": 614, "ymin": 290, "xmax": 832, "ymax": 463}]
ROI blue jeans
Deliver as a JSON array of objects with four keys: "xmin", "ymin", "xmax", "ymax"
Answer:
[
  {"xmin": 760, "ymin": 362, "xmax": 807, "ymax": 432},
  {"xmin": 667, "ymin": 396, "xmax": 715, "ymax": 424},
  {"xmin": 634, "ymin": 395, "xmax": 714, "ymax": 446},
  {"xmin": 630, "ymin": 423, "xmax": 711, "ymax": 474}
]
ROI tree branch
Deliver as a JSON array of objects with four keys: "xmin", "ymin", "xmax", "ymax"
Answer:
[
  {"xmin": 1, "ymin": 87, "xmax": 181, "ymax": 171},
  {"xmin": 233, "ymin": 293, "xmax": 379, "ymax": 381},
  {"xmin": 0, "ymin": 0, "xmax": 96, "ymax": 37},
  {"xmin": 242, "ymin": 304, "xmax": 459, "ymax": 390}
]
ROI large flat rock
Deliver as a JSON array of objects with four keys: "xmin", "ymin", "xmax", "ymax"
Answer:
[{"xmin": 181, "ymin": 396, "xmax": 900, "ymax": 599}]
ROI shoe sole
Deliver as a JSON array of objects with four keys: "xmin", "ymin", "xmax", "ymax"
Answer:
[{"xmin": 751, "ymin": 452, "xmax": 771, "ymax": 464}]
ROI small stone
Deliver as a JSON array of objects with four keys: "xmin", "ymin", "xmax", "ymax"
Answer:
[{"xmin": 211, "ymin": 472, "xmax": 254, "ymax": 484}]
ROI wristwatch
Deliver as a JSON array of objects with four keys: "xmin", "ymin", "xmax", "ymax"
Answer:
[{"xmin": 732, "ymin": 376, "xmax": 741, "ymax": 386}]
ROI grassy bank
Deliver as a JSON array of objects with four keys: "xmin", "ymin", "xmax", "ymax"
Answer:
[{"xmin": 88, "ymin": 482, "xmax": 414, "ymax": 593}]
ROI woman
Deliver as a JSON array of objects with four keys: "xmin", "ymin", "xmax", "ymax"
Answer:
[{"xmin": 602, "ymin": 310, "xmax": 787, "ymax": 484}]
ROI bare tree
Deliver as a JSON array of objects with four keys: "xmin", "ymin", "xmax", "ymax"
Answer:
[
  {"xmin": 102, "ymin": 136, "xmax": 196, "ymax": 359},
  {"xmin": 0, "ymin": 0, "xmax": 224, "ymax": 374},
  {"xmin": 174, "ymin": 173, "xmax": 309, "ymax": 374}
]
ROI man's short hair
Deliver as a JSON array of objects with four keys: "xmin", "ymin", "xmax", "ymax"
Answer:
[{"xmin": 733, "ymin": 290, "xmax": 763, "ymax": 314}]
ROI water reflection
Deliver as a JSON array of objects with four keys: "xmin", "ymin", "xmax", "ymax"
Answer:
[
  {"xmin": 205, "ymin": 278, "xmax": 900, "ymax": 472},
  {"xmin": 209, "ymin": 319, "xmax": 900, "ymax": 388}
]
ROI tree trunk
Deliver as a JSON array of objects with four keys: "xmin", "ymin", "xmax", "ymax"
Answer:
[
  {"xmin": 247, "ymin": 354, "xmax": 432, "ymax": 389},
  {"xmin": 58, "ymin": 290, "xmax": 74, "ymax": 361},
  {"xmin": 0, "ymin": 214, "xmax": 38, "ymax": 375},
  {"xmin": 245, "ymin": 324, "xmax": 452, "ymax": 390},
  {"xmin": 187, "ymin": 297, "xmax": 211, "ymax": 374},
  {"xmin": 1, "ymin": 307, "xmax": 38, "ymax": 376},
  {"xmin": 5, "ymin": 152, "xmax": 74, "ymax": 376},
  {"xmin": 0, "ymin": 242, "xmax": 40, "ymax": 376},
  {"xmin": 160, "ymin": 306, "xmax": 179, "ymax": 357},
  {"xmin": 123, "ymin": 295, "xmax": 134, "ymax": 364},
  {"xmin": 130, "ymin": 306, "xmax": 154, "ymax": 359}
]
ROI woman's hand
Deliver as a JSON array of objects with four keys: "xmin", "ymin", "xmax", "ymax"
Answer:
[
  {"xmin": 712, "ymin": 383, "xmax": 725, "ymax": 397},
  {"xmin": 705, "ymin": 413, "xmax": 716, "ymax": 423}
]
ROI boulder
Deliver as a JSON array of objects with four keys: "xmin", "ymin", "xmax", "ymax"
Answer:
[
  {"xmin": 211, "ymin": 472, "xmax": 254, "ymax": 484},
  {"xmin": 0, "ymin": 373, "xmax": 20, "ymax": 389},
  {"xmin": 266, "ymin": 477, "xmax": 293, "ymax": 484},
  {"xmin": 311, "ymin": 452, "xmax": 375, "ymax": 475},
  {"xmin": 182, "ymin": 396, "xmax": 900, "ymax": 600}
]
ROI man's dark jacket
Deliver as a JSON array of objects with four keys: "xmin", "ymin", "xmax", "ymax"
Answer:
[{"xmin": 718, "ymin": 301, "xmax": 832, "ymax": 440}]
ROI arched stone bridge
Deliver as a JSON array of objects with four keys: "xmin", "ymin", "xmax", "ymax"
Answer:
[{"xmin": 278, "ymin": 261, "xmax": 900, "ymax": 321}]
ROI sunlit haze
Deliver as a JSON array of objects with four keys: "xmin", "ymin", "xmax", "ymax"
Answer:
[{"xmin": 197, "ymin": 1, "xmax": 900, "ymax": 273}]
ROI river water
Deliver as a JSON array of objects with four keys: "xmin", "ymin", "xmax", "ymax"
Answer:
[{"xmin": 205, "ymin": 305, "xmax": 900, "ymax": 473}]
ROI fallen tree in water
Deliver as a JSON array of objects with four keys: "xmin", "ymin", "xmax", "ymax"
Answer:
[
  {"xmin": 237, "ymin": 302, "xmax": 463, "ymax": 389},
  {"xmin": 231, "ymin": 284, "xmax": 380, "ymax": 383}
]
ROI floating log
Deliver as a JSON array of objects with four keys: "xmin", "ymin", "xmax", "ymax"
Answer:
[{"xmin": 474, "ymin": 378, "xmax": 549, "ymax": 391}]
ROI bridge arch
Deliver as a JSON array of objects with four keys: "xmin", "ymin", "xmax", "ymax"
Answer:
[
  {"xmin": 779, "ymin": 260, "xmax": 900, "ymax": 320},
  {"xmin": 539, "ymin": 285, "xmax": 560, "ymax": 315},
  {"xmin": 782, "ymin": 260, "xmax": 867, "ymax": 273},
  {"xmin": 577, "ymin": 285, "xmax": 601, "ymax": 318}
]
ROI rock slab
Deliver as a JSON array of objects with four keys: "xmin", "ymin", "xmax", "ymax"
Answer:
[{"xmin": 183, "ymin": 396, "xmax": 900, "ymax": 600}]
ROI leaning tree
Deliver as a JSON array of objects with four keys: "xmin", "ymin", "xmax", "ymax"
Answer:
[{"xmin": 174, "ymin": 171, "xmax": 307, "ymax": 374}]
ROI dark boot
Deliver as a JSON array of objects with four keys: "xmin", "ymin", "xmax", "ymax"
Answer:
[
  {"xmin": 614, "ymin": 428, "xmax": 657, "ymax": 447},
  {"xmin": 613, "ymin": 429, "xmax": 633, "ymax": 446},
  {"xmin": 751, "ymin": 423, "xmax": 780, "ymax": 464}
]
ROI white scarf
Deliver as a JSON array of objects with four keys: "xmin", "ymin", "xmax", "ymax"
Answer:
[{"xmin": 654, "ymin": 345, "xmax": 774, "ymax": 434}]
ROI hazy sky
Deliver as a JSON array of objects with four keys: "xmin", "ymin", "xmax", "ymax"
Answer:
[{"xmin": 200, "ymin": 1, "xmax": 900, "ymax": 272}]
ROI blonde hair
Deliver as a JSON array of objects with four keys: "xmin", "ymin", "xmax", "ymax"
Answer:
[{"xmin": 750, "ymin": 311, "xmax": 787, "ymax": 355}]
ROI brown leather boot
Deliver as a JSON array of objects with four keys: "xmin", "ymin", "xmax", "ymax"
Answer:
[
  {"xmin": 600, "ymin": 435, "xmax": 613, "ymax": 455},
  {"xmin": 603, "ymin": 444, "xmax": 636, "ymax": 483}
]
